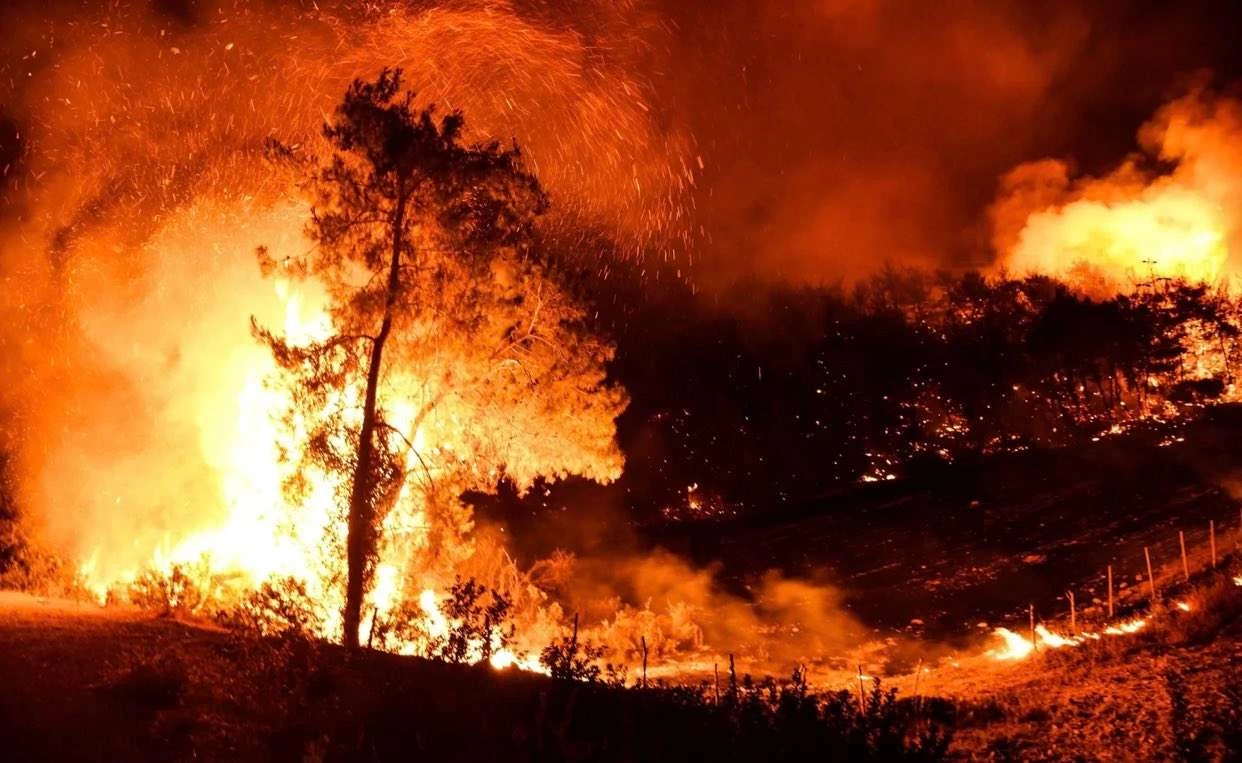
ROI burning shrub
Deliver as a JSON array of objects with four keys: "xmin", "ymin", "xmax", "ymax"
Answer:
[
  {"xmin": 371, "ymin": 577, "xmax": 521, "ymax": 664},
  {"xmin": 540, "ymin": 618, "xmax": 610, "ymax": 682},
  {"xmin": 127, "ymin": 562, "xmax": 212, "ymax": 615},
  {"xmin": 0, "ymin": 461, "xmax": 16, "ymax": 577},
  {"xmin": 527, "ymin": 548, "xmax": 577, "ymax": 596},
  {"xmin": 428, "ymin": 578, "xmax": 516, "ymax": 664},
  {"xmin": 216, "ymin": 577, "xmax": 325, "ymax": 639},
  {"xmin": 0, "ymin": 520, "xmax": 73, "ymax": 595},
  {"xmin": 0, "ymin": 458, "xmax": 71, "ymax": 595},
  {"xmin": 590, "ymin": 599, "xmax": 705, "ymax": 664}
]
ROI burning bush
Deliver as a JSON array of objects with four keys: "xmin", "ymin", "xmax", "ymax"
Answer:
[
  {"xmin": 371, "ymin": 577, "xmax": 521, "ymax": 665},
  {"xmin": 249, "ymin": 67, "xmax": 627, "ymax": 651},
  {"xmin": 216, "ymin": 578, "xmax": 326, "ymax": 640},
  {"xmin": 540, "ymin": 618, "xmax": 611, "ymax": 683},
  {"xmin": 126, "ymin": 562, "xmax": 213, "ymax": 616}
]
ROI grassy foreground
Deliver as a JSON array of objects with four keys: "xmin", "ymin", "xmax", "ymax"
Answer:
[
  {"xmin": 0, "ymin": 592, "xmax": 945, "ymax": 762},
  {"xmin": 1, "ymin": 564, "xmax": 1240, "ymax": 761},
  {"xmin": 942, "ymin": 566, "xmax": 1242, "ymax": 760}
]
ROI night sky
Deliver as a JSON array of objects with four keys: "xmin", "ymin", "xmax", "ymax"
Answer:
[{"xmin": 4, "ymin": 1, "xmax": 1242, "ymax": 287}]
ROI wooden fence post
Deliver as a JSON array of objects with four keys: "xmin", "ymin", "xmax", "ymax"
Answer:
[
  {"xmin": 1179, "ymin": 531, "xmax": 1190, "ymax": 582},
  {"xmin": 912, "ymin": 657, "xmax": 924, "ymax": 712},
  {"xmin": 1145, "ymin": 546, "xmax": 1157, "ymax": 603},
  {"xmin": 857, "ymin": 665, "xmax": 866, "ymax": 712},
  {"xmin": 640, "ymin": 636, "xmax": 648, "ymax": 689},
  {"xmin": 728, "ymin": 653, "xmax": 736, "ymax": 702},
  {"xmin": 1107, "ymin": 566, "xmax": 1114, "ymax": 618}
]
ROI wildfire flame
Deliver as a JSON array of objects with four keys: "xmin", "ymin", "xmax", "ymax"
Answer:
[
  {"xmin": 988, "ymin": 619, "xmax": 1149, "ymax": 661},
  {"xmin": 992, "ymin": 87, "xmax": 1242, "ymax": 295},
  {"xmin": 50, "ymin": 199, "xmax": 573, "ymax": 665},
  {"xmin": 0, "ymin": 0, "xmax": 704, "ymax": 668}
]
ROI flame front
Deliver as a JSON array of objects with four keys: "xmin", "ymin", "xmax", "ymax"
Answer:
[
  {"xmin": 992, "ymin": 88, "xmax": 1242, "ymax": 294},
  {"xmin": 988, "ymin": 619, "xmax": 1149, "ymax": 661},
  {"xmin": 59, "ymin": 199, "xmax": 561, "ymax": 662},
  {"xmin": 73, "ymin": 229, "xmax": 350, "ymax": 622}
]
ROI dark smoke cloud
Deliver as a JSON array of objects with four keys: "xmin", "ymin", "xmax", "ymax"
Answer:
[
  {"xmin": 3, "ymin": 0, "xmax": 1242, "ymax": 288},
  {"xmin": 654, "ymin": 0, "xmax": 1242, "ymax": 287}
]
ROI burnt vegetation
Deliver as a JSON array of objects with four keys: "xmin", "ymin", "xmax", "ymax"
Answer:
[
  {"xmin": 601, "ymin": 266, "xmax": 1242, "ymax": 519},
  {"xmin": 46, "ymin": 569, "xmax": 952, "ymax": 761}
]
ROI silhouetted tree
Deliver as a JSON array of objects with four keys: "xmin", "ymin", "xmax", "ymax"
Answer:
[{"xmin": 256, "ymin": 69, "xmax": 626, "ymax": 648}]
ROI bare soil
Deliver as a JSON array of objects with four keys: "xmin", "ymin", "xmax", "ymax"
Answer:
[{"xmin": 942, "ymin": 613, "xmax": 1242, "ymax": 761}]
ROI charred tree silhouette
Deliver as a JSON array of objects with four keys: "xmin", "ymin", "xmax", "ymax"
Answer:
[{"xmin": 255, "ymin": 69, "xmax": 624, "ymax": 648}]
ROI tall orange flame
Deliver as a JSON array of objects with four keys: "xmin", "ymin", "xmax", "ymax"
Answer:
[{"xmin": 992, "ymin": 88, "xmax": 1242, "ymax": 295}]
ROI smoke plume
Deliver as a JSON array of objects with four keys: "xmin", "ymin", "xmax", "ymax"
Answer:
[{"xmin": 991, "ymin": 85, "xmax": 1242, "ymax": 294}]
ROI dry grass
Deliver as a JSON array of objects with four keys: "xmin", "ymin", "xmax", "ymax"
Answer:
[
  {"xmin": 941, "ymin": 563, "xmax": 1242, "ymax": 760},
  {"xmin": 0, "ymin": 592, "xmax": 949, "ymax": 762}
]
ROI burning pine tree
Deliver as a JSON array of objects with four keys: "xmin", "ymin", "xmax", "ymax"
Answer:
[{"xmin": 254, "ymin": 69, "xmax": 626, "ymax": 649}]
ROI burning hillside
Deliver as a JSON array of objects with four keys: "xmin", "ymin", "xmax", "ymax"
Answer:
[
  {"xmin": 4, "ymin": 10, "xmax": 1242, "ymax": 762},
  {"xmin": 0, "ymin": 0, "xmax": 694, "ymax": 667}
]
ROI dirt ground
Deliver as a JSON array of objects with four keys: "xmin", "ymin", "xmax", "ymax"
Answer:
[
  {"xmin": 942, "ymin": 615, "xmax": 1242, "ymax": 760},
  {"xmin": 0, "ymin": 592, "xmax": 568, "ymax": 761},
  {"xmin": 0, "ymin": 593, "xmax": 238, "ymax": 761}
]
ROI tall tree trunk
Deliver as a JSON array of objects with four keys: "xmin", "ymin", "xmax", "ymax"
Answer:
[{"xmin": 343, "ymin": 192, "xmax": 407, "ymax": 649}]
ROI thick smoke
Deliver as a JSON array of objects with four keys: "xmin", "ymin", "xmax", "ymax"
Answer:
[
  {"xmin": 4, "ymin": 1, "xmax": 1241, "ymax": 285},
  {"xmin": 655, "ymin": 0, "xmax": 1242, "ymax": 286},
  {"xmin": 991, "ymin": 85, "xmax": 1242, "ymax": 293}
]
